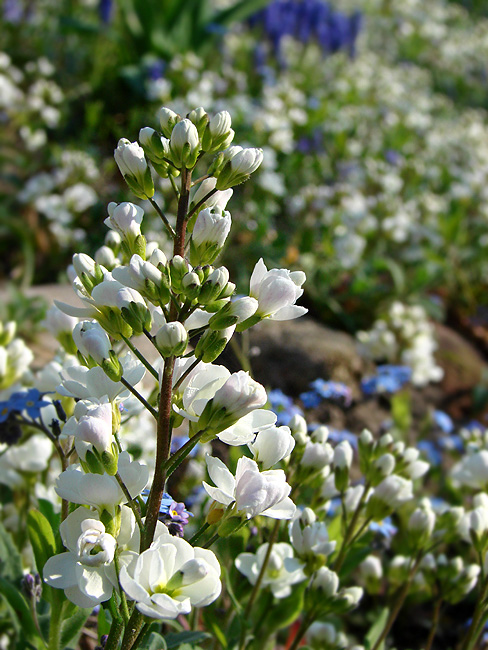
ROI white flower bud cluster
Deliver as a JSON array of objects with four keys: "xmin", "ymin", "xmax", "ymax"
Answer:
[{"xmin": 357, "ymin": 301, "xmax": 443, "ymax": 386}]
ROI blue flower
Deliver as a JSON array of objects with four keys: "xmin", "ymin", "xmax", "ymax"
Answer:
[
  {"xmin": 432, "ymin": 410, "xmax": 454, "ymax": 434},
  {"xmin": 299, "ymin": 390, "xmax": 322, "ymax": 409},
  {"xmin": 268, "ymin": 389, "xmax": 304, "ymax": 425},
  {"xmin": 361, "ymin": 365, "xmax": 411, "ymax": 395},
  {"xmin": 417, "ymin": 440, "xmax": 442, "ymax": 467},
  {"xmin": 0, "ymin": 389, "xmax": 51, "ymax": 423},
  {"xmin": 369, "ymin": 517, "xmax": 397, "ymax": 539},
  {"xmin": 328, "ymin": 428, "xmax": 357, "ymax": 448}
]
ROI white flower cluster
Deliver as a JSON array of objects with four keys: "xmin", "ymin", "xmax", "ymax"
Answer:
[{"xmin": 357, "ymin": 301, "xmax": 443, "ymax": 386}]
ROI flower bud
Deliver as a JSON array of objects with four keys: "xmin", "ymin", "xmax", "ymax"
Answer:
[
  {"xmin": 114, "ymin": 138, "xmax": 154, "ymax": 199},
  {"xmin": 249, "ymin": 425, "xmax": 295, "ymax": 470},
  {"xmin": 194, "ymin": 326, "xmax": 235, "ymax": 363},
  {"xmin": 170, "ymin": 119, "xmax": 200, "ymax": 169},
  {"xmin": 158, "ymin": 107, "xmax": 181, "ymax": 138},
  {"xmin": 202, "ymin": 110, "xmax": 234, "ymax": 153},
  {"xmin": 188, "ymin": 106, "xmax": 209, "ymax": 139},
  {"xmin": 199, "ymin": 267, "xmax": 231, "ymax": 305},
  {"xmin": 408, "ymin": 506, "xmax": 436, "ymax": 550},
  {"xmin": 154, "ymin": 322, "xmax": 188, "ymax": 357},
  {"xmin": 190, "ymin": 207, "xmax": 232, "ymax": 266},
  {"xmin": 73, "ymin": 253, "xmax": 104, "ymax": 293},
  {"xmin": 216, "ymin": 146, "xmax": 263, "ymax": 190},
  {"xmin": 289, "ymin": 414, "xmax": 308, "ymax": 445},
  {"xmin": 73, "ymin": 321, "xmax": 111, "ymax": 364},
  {"xmin": 208, "ymin": 297, "xmax": 258, "ymax": 330},
  {"xmin": 181, "ymin": 271, "xmax": 201, "ymax": 300},
  {"xmin": 169, "ymin": 255, "xmax": 191, "ymax": 294},
  {"xmin": 191, "ymin": 177, "xmax": 233, "ymax": 212},
  {"xmin": 116, "ymin": 287, "xmax": 152, "ymax": 335}
]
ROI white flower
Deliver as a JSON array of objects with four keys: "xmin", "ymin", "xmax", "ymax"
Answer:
[
  {"xmin": 192, "ymin": 207, "xmax": 232, "ymax": 249},
  {"xmin": 0, "ymin": 435, "xmax": 52, "ymax": 488},
  {"xmin": 114, "ymin": 139, "xmax": 147, "ymax": 181},
  {"xmin": 289, "ymin": 508, "xmax": 336, "ymax": 558},
  {"xmin": 105, "ymin": 202, "xmax": 144, "ymax": 240},
  {"xmin": 55, "ymin": 451, "xmax": 148, "ymax": 512},
  {"xmin": 191, "ymin": 177, "xmax": 233, "ymax": 211},
  {"xmin": 43, "ymin": 506, "xmax": 138, "ymax": 607},
  {"xmin": 170, "ymin": 119, "xmax": 200, "ymax": 168},
  {"xmin": 249, "ymin": 258, "xmax": 307, "ymax": 321},
  {"xmin": 154, "ymin": 322, "xmax": 188, "ymax": 357},
  {"xmin": 451, "ymin": 450, "xmax": 488, "ymax": 490},
  {"xmin": 248, "ymin": 425, "xmax": 295, "ymax": 469},
  {"xmin": 69, "ymin": 401, "xmax": 113, "ymax": 459},
  {"xmin": 235, "ymin": 542, "xmax": 305, "ymax": 598},
  {"xmin": 119, "ymin": 533, "xmax": 221, "ymax": 619},
  {"xmin": 72, "ymin": 321, "xmax": 112, "ymax": 363},
  {"xmin": 203, "ymin": 455, "xmax": 295, "ymax": 520},
  {"xmin": 41, "ymin": 305, "xmax": 78, "ymax": 336},
  {"xmin": 333, "ymin": 441, "xmax": 353, "ymax": 469},
  {"xmin": 57, "ymin": 352, "xmax": 145, "ymax": 401},
  {"xmin": 302, "ymin": 440, "xmax": 334, "ymax": 469}
]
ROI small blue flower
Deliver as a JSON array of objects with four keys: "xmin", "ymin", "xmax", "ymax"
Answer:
[
  {"xmin": 432, "ymin": 410, "xmax": 454, "ymax": 434},
  {"xmin": 328, "ymin": 428, "xmax": 357, "ymax": 448},
  {"xmin": 369, "ymin": 517, "xmax": 397, "ymax": 539},
  {"xmin": 361, "ymin": 365, "xmax": 411, "ymax": 395},
  {"xmin": 0, "ymin": 389, "xmax": 51, "ymax": 422},
  {"xmin": 268, "ymin": 389, "xmax": 304, "ymax": 425},
  {"xmin": 417, "ymin": 440, "xmax": 442, "ymax": 467},
  {"xmin": 299, "ymin": 390, "xmax": 322, "ymax": 409}
]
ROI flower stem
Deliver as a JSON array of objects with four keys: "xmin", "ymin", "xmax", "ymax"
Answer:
[
  {"xmin": 148, "ymin": 196, "xmax": 176, "ymax": 239},
  {"xmin": 121, "ymin": 335, "xmax": 159, "ymax": 380},
  {"xmin": 424, "ymin": 597, "xmax": 442, "ymax": 650},
  {"xmin": 173, "ymin": 357, "xmax": 201, "ymax": 392},
  {"xmin": 163, "ymin": 429, "xmax": 206, "ymax": 479},
  {"xmin": 115, "ymin": 472, "xmax": 145, "ymax": 534},
  {"xmin": 287, "ymin": 609, "xmax": 317, "ymax": 650},
  {"xmin": 47, "ymin": 601, "xmax": 64, "ymax": 650},
  {"xmin": 189, "ymin": 522, "xmax": 211, "ymax": 545},
  {"xmin": 459, "ymin": 574, "xmax": 488, "ymax": 650},
  {"xmin": 186, "ymin": 188, "xmax": 218, "ymax": 223},
  {"xmin": 333, "ymin": 482, "xmax": 371, "ymax": 573},
  {"xmin": 238, "ymin": 520, "xmax": 280, "ymax": 650},
  {"xmin": 371, "ymin": 552, "xmax": 423, "ymax": 650},
  {"xmin": 120, "ymin": 377, "xmax": 158, "ymax": 420}
]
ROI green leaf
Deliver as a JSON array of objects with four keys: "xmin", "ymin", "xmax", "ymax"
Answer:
[
  {"xmin": 27, "ymin": 510, "xmax": 57, "ymax": 577},
  {"xmin": 37, "ymin": 499, "xmax": 61, "ymax": 534},
  {"xmin": 164, "ymin": 631, "xmax": 211, "ymax": 649},
  {"xmin": 364, "ymin": 607, "xmax": 389, "ymax": 650},
  {"xmin": 0, "ymin": 522, "xmax": 23, "ymax": 581},
  {"xmin": 139, "ymin": 632, "xmax": 167, "ymax": 649},
  {"xmin": 265, "ymin": 583, "xmax": 306, "ymax": 632},
  {"xmin": 60, "ymin": 607, "xmax": 92, "ymax": 649},
  {"xmin": 0, "ymin": 577, "xmax": 40, "ymax": 643}
]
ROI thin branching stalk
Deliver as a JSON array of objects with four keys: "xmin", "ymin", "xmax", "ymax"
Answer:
[
  {"xmin": 120, "ymin": 376, "xmax": 158, "ymax": 419},
  {"xmin": 333, "ymin": 482, "xmax": 371, "ymax": 572},
  {"xmin": 121, "ymin": 335, "xmax": 159, "ymax": 380},
  {"xmin": 425, "ymin": 597, "xmax": 443, "ymax": 650},
  {"xmin": 115, "ymin": 472, "xmax": 145, "ymax": 534},
  {"xmin": 148, "ymin": 197, "xmax": 176, "ymax": 239}
]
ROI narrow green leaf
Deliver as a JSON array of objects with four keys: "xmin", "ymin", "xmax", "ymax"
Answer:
[
  {"xmin": 60, "ymin": 607, "xmax": 92, "ymax": 649},
  {"xmin": 139, "ymin": 632, "xmax": 167, "ymax": 649},
  {"xmin": 0, "ymin": 521, "xmax": 23, "ymax": 581},
  {"xmin": 164, "ymin": 630, "xmax": 211, "ymax": 649},
  {"xmin": 27, "ymin": 509, "xmax": 57, "ymax": 577},
  {"xmin": 365, "ymin": 607, "xmax": 389, "ymax": 650},
  {"xmin": 0, "ymin": 576, "xmax": 40, "ymax": 642}
]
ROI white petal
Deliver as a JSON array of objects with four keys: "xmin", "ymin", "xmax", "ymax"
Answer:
[{"xmin": 43, "ymin": 553, "xmax": 78, "ymax": 589}]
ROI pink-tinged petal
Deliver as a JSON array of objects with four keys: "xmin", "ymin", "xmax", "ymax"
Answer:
[
  {"xmin": 54, "ymin": 301, "xmax": 96, "ymax": 318},
  {"xmin": 206, "ymin": 455, "xmax": 236, "ymax": 496},
  {"xmin": 270, "ymin": 306, "xmax": 308, "ymax": 321},
  {"xmin": 43, "ymin": 553, "xmax": 78, "ymax": 589},
  {"xmin": 261, "ymin": 496, "xmax": 296, "ymax": 519},
  {"xmin": 249, "ymin": 258, "xmax": 268, "ymax": 295},
  {"xmin": 202, "ymin": 482, "xmax": 235, "ymax": 506}
]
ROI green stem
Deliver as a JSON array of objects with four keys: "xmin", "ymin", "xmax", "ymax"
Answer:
[
  {"xmin": 115, "ymin": 472, "xmax": 145, "ymax": 534},
  {"xmin": 173, "ymin": 357, "xmax": 201, "ymax": 392},
  {"xmin": 459, "ymin": 574, "xmax": 488, "ymax": 650},
  {"xmin": 186, "ymin": 188, "xmax": 218, "ymax": 222},
  {"xmin": 229, "ymin": 335, "xmax": 252, "ymax": 374},
  {"xmin": 169, "ymin": 173, "xmax": 180, "ymax": 200},
  {"xmin": 163, "ymin": 429, "xmax": 206, "ymax": 479},
  {"xmin": 189, "ymin": 522, "xmax": 211, "ymax": 545},
  {"xmin": 104, "ymin": 615, "xmax": 124, "ymax": 650},
  {"xmin": 47, "ymin": 601, "xmax": 64, "ymax": 650},
  {"xmin": 120, "ymin": 610, "xmax": 144, "ymax": 650},
  {"xmin": 424, "ymin": 597, "xmax": 442, "ymax": 650},
  {"xmin": 113, "ymin": 552, "xmax": 130, "ymax": 624},
  {"xmin": 287, "ymin": 609, "xmax": 317, "ymax": 650},
  {"xmin": 121, "ymin": 335, "xmax": 159, "ymax": 380},
  {"xmin": 203, "ymin": 532, "xmax": 220, "ymax": 549},
  {"xmin": 238, "ymin": 520, "xmax": 280, "ymax": 650},
  {"xmin": 148, "ymin": 196, "xmax": 176, "ymax": 239},
  {"xmin": 371, "ymin": 553, "xmax": 423, "ymax": 650},
  {"xmin": 120, "ymin": 376, "xmax": 158, "ymax": 419},
  {"xmin": 333, "ymin": 482, "xmax": 371, "ymax": 573}
]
